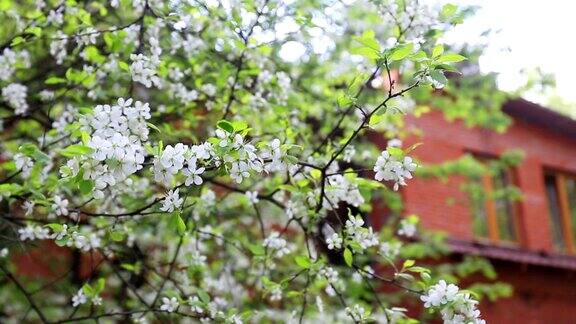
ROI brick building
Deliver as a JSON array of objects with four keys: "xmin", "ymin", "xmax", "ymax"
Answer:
[{"xmin": 389, "ymin": 99, "xmax": 576, "ymax": 323}]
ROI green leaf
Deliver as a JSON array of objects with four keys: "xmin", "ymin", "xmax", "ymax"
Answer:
[
  {"xmin": 406, "ymin": 266, "xmax": 430, "ymax": 273},
  {"xmin": 403, "ymin": 259, "xmax": 415, "ymax": 268},
  {"xmin": 217, "ymin": 120, "xmax": 234, "ymax": 133},
  {"xmin": 198, "ymin": 290, "xmax": 210, "ymax": 303},
  {"xmin": 432, "ymin": 44, "xmax": 444, "ymax": 58},
  {"xmin": 81, "ymin": 132, "xmax": 91, "ymax": 145},
  {"xmin": 294, "ymin": 255, "xmax": 312, "ymax": 269},
  {"xmin": 45, "ymin": 223, "xmax": 63, "ymax": 232},
  {"xmin": 118, "ymin": 61, "xmax": 130, "ymax": 71},
  {"xmin": 429, "ymin": 70, "xmax": 448, "ymax": 87},
  {"xmin": 169, "ymin": 213, "xmax": 186, "ymax": 235},
  {"xmin": 231, "ymin": 120, "xmax": 248, "ymax": 132},
  {"xmin": 350, "ymin": 46, "xmax": 380, "ymax": 60},
  {"xmin": 19, "ymin": 143, "xmax": 50, "ymax": 162},
  {"xmin": 84, "ymin": 46, "xmax": 105, "ymax": 64},
  {"xmin": 110, "ymin": 230, "xmax": 125, "ymax": 242},
  {"xmin": 387, "ymin": 146, "xmax": 404, "ymax": 158},
  {"xmin": 351, "ymin": 30, "xmax": 382, "ymax": 60},
  {"xmin": 337, "ymin": 93, "xmax": 354, "ymax": 107},
  {"xmin": 82, "ymin": 283, "xmax": 94, "ymax": 296},
  {"xmin": 343, "ymin": 248, "xmax": 353, "ymax": 267},
  {"xmin": 437, "ymin": 53, "xmax": 467, "ymax": 63},
  {"xmin": 25, "ymin": 26, "xmax": 42, "ymax": 37},
  {"xmin": 60, "ymin": 144, "xmax": 93, "ymax": 157},
  {"xmin": 76, "ymin": 9, "xmax": 92, "ymax": 25},
  {"xmin": 389, "ymin": 43, "xmax": 414, "ymax": 61},
  {"xmin": 94, "ymin": 278, "xmax": 105, "ymax": 293},
  {"xmin": 0, "ymin": 0, "xmax": 12, "ymax": 11},
  {"xmin": 45, "ymin": 77, "xmax": 67, "ymax": 85},
  {"xmin": 309, "ymin": 169, "xmax": 321, "ymax": 180},
  {"xmin": 441, "ymin": 3, "xmax": 458, "ymax": 19},
  {"xmin": 369, "ymin": 113, "xmax": 385, "ymax": 127},
  {"xmin": 10, "ymin": 36, "xmax": 25, "ymax": 46},
  {"xmin": 247, "ymin": 243, "xmax": 265, "ymax": 256},
  {"xmin": 147, "ymin": 122, "xmax": 161, "ymax": 133},
  {"xmin": 78, "ymin": 179, "xmax": 94, "ymax": 195},
  {"xmin": 0, "ymin": 183, "xmax": 23, "ymax": 196},
  {"xmin": 354, "ymin": 30, "xmax": 380, "ymax": 51}
]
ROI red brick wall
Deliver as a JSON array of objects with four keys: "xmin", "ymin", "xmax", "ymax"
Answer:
[
  {"xmin": 395, "ymin": 109, "xmax": 576, "ymax": 252},
  {"xmin": 372, "ymin": 109, "xmax": 576, "ymax": 322},
  {"xmin": 479, "ymin": 261, "xmax": 576, "ymax": 324}
]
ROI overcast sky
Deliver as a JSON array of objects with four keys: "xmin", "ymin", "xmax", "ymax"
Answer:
[{"xmin": 441, "ymin": 0, "xmax": 576, "ymax": 107}]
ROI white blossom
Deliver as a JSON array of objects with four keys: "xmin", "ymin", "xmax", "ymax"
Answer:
[
  {"xmin": 188, "ymin": 296, "xmax": 205, "ymax": 314},
  {"xmin": 319, "ymin": 266, "xmax": 339, "ymax": 284},
  {"xmin": 269, "ymin": 286, "xmax": 282, "ymax": 302},
  {"xmin": 160, "ymin": 297, "xmax": 179, "ymax": 313},
  {"xmin": 72, "ymin": 289, "xmax": 88, "ymax": 307},
  {"xmin": 160, "ymin": 189, "xmax": 184, "ymax": 213},
  {"xmin": 50, "ymin": 32, "xmax": 68, "ymax": 64},
  {"xmin": 245, "ymin": 191, "xmax": 259, "ymax": 204},
  {"xmin": 379, "ymin": 241, "xmax": 401, "ymax": 259},
  {"xmin": 14, "ymin": 153, "xmax": 33, "ymax": 178},
  {"xmin": 398, "ymin": 218, "xmax": 417, "ymax": 237},
  {"xmin": 183, "ymin": 157, "xmax": 205, "ymax": 186},
  {"xmin": 52, "ymin": 195, "xmax": 69, "ymax": 216},
  {"xmin": 263, "ymin": 232, "xmax": 290, "ymax": 258},
  {"xmin": 18, "ymin": 226, "xmax": 35, "ymax": 241},
  {"xmin": 92, "ymin": 295, "xmax": 103, "ymax": 306},
  {"xmin": 130, "ymin": 53, "xmax": 162, "ymax": 88},
  {"xmin": 2, "ymin": 83, "xmax": 28, "ymax": 115},
  {"xmin": 374, "ymin": 150, "xmax": 417, "ymax": 191},
  {"xmin": 326, "ymin": 233, "xmax": 342, "ymax": 250}
]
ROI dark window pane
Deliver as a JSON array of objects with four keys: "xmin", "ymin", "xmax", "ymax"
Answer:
[
  {"xmin": 492, "ymin": 170, "xmax": 517, "ymax": 242},
  {"xmin": 469, "ymin": 180, "xmax": 488, "ymax": 238},
  {"xmin": 566, "ymin": 177, "xmax": 576, "ymax": 244},
  {"xmin": 545, "ymin": 174, "xmax": 566, "ymax": 251}
]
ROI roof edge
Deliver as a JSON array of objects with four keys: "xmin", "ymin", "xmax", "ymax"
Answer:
[
  {"xmin": 502, "ymin": 98, "xmax": 576, "ymax": 140},
  {"xmin": 448, "ymin": 238, "xmax": 576, "ymax": 271}
]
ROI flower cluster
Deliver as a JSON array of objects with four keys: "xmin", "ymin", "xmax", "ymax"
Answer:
[
  {"xmin": 49, "ymin": 31, "xmax": 68, "ymax": 65},
  {"xmin": 153, "ymin": 142, "xmax": 211, "ymax": 186},
  {"xmin": 71, "ymin": 289, "xmax": 102, "ymax": 307},
  {"xmin": 14, "ymin": 153, "xmax": 33, "ymax": 178},
  {"xmin": 18, "ymin": 225, "xmax": 50, "ymax": 241},
  {"xmin": 160, "ymin": 297, "xmax": 179, "ymax": 313},
  {"xmin": 373, "ymin": 150, "xmax": 417, "ymax": 191},
  {"xmin": 52, "ymin": 195, "xmax": 70, "ymax": 217},
  {"xmin": 0, "ymin": 0, "xmax": 482, "ymax": 322},
  {"xmin": 263, "ymin": 231, "xmax": 291, "ymax": 258},
  {"xmin": 319, "ymin": 266, "xmax": 339, "ymax": 284},
  {"xmin": 0, "ymin": 48, "xmax": 30, "ymax": 81},
  {"xmin": 322, "ymin": 173, "xmax": 365, "ymax": 210},
  {"xmin": 69, "ymin": 231, "xmax": 101, "ymax": 252},
  {"xmin": 345, "ymin": 304, "xmax": 370, "ymax": 323},
  {"xmin": 2, "ymin": 83, "xmax": 28, "ymax": 115},
  {"xmin": 23, "ymin": 223, "xmax": 102, "ymax": 253},
  {"xmin": 153, "ymin": 130, "xmax": 287, "ymax": 187},
  {"xmin": 421, "ymin": 280, "xmax": 484, "ymax": 324},
  {"xmin": 398, "ymin": 217, "xmax": 417, "ymax": 237},
  {"xmin": 130, "ymin": 53, "xmax": 162, "ymax": 88},
  {"xmin": 160, "ymin": 188, "xmax": 184, "ymax": 212},
  {"xmin": 345, "ymin": 215, "xmax": 379, "ymax": 250},
  {"xmin": 326, "ymin": 233, "xmax": 343, "ymax": 250},
  {"xmin": 64, "ymin": 98, "xmax": 151, "ymax": 199}
]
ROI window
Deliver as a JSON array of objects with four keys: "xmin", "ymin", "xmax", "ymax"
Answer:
[
  {"xmin": 468, "ymin": 156, "xmax": 519, "ymax": 243},
  {"xmin": 544, "ymin": 171, "xmax": 576, "ymax": 253}
]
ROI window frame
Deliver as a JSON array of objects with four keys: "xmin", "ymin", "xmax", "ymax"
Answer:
[
  {"xmin": 544, "ymin": 170, "xmax": 576, "ymax": 254},
  {"xmin": 468, "ymin": 153, "xmax": 522, "ymax": 245}
]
